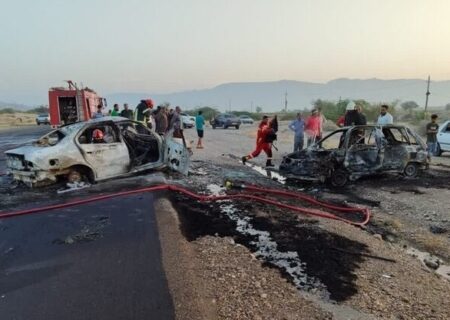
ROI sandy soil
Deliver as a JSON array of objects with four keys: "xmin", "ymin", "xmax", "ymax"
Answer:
[{"xmin": 0, "ymin": 113, "xmax": 37, "ymax": 127}]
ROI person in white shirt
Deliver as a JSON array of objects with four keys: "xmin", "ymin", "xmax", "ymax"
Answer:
[{"xmin": 377, "ymin": 104, "xmax": 393, "ymax": 125}]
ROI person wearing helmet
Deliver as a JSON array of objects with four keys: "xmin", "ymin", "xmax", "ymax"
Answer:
[
  {"xmin": 92, "ymin": 128, "xmax": 105, "ymax": 144},
  {"xmin": 135, "ymin": 99, "xmax": 154, "ymax": 121}
]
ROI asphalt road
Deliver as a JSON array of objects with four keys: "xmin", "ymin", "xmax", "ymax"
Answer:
[
  {"xmin": 0, "ymin": 192, "xmax": 174, "ymax": 320},
  {"xmin": 0, "ymin": 125, "xmax": 51, "ymax": 172}
]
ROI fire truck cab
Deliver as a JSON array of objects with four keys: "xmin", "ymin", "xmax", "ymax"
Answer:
[{"xmin": 48, "ymin": 81, "xmax": 105, "ymax": 128}]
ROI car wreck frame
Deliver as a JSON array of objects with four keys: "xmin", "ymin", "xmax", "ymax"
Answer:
[
  {"xmin": 5, "ymin": 117, "xmax": 190, "ymax": 187},
  {"xmin": 279, "ymin": 125, "xmax": 429, "ymax": 187}
]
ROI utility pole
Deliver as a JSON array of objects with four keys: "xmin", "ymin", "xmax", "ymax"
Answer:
[
  {"xmin": 284, "ymin": 91, "xmax": 288, "ymax": 112},
  {"xmin": 424, "ymin": 75, "xmax": 431, "ymax": 118}
]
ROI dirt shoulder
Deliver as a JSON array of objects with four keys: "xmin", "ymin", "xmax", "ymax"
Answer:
[{"xmin": 155, "ymin": 198, "xmax": 332, "ymax": 320}]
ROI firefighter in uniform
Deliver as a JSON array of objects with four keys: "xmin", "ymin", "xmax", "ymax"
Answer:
[{"xmin": 242, "ymin": 115, "xmax": 277, "ymax": 167}]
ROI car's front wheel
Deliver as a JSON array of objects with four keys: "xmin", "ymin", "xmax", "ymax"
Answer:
[
  {"xmin": 330, "ymin": 169, "xmax": 348, "ymax": 187},
  {"xmin": 404, "ymin": 162, "xmax": 419, "ymax": 177},
  {"xmin": 235, "ymin": 125, "xmax": 240, "ymax": 130}
]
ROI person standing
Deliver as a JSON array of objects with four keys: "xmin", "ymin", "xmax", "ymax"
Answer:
[
  {"xmin": 195, "ymin": 110, "xmax": 205, "ymax": 149},
  {"xmin": 111, "ymin": 104, "xmax": 120, "ymax": 116},
  {"xmin": 377, "ymin": 104, "xmax": 393, "ymax": 125},
  {"xmin": 154, "ymin": 106, "xmax": 168, "ymax": 135},
  {"xmin": 169, "ymin": 106, "xmax": 183, "ymax": 138},
  {"xmin": 317, "ymin": 107, "xmax": 326, "ymax": 140},
  {"xmin": 242, "ymin": 115, "xmax": 274, "ymax": 167},
  {"xmin": 426, "ymin": 114, "xmax": 439, "ymax": 156},
  {"xmin": 288, "ymin": 113, "xmax": 305, "ymax": 152},
  {"xmin": 120, "ymin": 103, "xmax": 133, "ymax": 119},
  {"xmin": 92, "ymin": 105, "xmax": 104, "ymax": 119},
  {"xmin": 305, "ymin": 109, "xmax": 321, "ymax": 146},
  {"xmin": 354, "ymin": 104, "xmax": 367, "ymax": 125}
]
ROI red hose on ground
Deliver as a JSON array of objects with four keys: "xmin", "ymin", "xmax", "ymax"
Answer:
[{"xmin": 0, "ymin": 183, "xmax": 370, "ymax": 226}]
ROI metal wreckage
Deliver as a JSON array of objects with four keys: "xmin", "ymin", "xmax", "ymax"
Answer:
[
  {"xmin": 279, "ymin": 125, "xmax": 429, "ymax": 186},
  {"xmin": 5, "ymin": 117, "xmax": 190, "ymax": 187}
]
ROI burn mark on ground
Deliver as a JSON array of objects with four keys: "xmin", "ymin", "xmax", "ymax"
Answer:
[{"xmin": 172, "ymin": 193, "xmax": 369, "ymax": 302}]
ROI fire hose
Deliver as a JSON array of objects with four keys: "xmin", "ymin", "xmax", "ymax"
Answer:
[{"xmin": 0, "ymin": 182, "xmax": 370, "ymax": 226}]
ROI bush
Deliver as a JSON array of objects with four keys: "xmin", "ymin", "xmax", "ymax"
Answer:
[{"xmin": 0, "ymin": 108, "xmax": 17, "ymax": 114}]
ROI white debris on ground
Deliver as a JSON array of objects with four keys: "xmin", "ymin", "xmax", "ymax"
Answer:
[
  {"xmin": 206, "ymin": 183, "xmax": 329, "ymax": 297},
  {"xmin": 57, "ymin": 181, "xmax": 91, "ymax": 194}
]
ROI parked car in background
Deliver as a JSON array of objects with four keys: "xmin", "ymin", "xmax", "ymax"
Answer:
[
  {"xmin": 239, "ymin": 115, "xmax": 254, "ymax": 124},
  {"xmin": 5, "ymin": 117, "xmax": 190, "ymax": 187},
  {"xmin": 437, "ymin": 120, "xmax": 450, "ymax": 156},
  {"xmin": 36, "ymin": 114, "xmax": 50, "ymax": 125},
  {"xmin": 279, "ymin": 125, "xmax": 429, "ymax": 186},
  {"xmin": 180, "ymin": 113, "xmax": 195, "ymax": 128},
  {"xmin": 210, "ymin": 113, "xmax": 241, "ymax": 129}
]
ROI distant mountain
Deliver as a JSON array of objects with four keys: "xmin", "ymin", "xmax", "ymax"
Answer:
[
  {"xmin": 0, "ymin": 101, "xmax": 32, "ymax": 111},
  {"xmin": 105, "ymin": 78, "xmax": 450, "ymax": 112}
]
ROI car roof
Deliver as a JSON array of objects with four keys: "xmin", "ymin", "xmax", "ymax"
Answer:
[{"xmin": 87, "ymin": 116, "xmax": 129, "ymax": 123}]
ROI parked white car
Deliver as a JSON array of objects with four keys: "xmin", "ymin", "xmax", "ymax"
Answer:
[
  {"xmin": 5, "ymin": 117, "xmax": 190, "ymax": 187},
  {"xmin": 437, "ymin": 120, "xmax": 450, "ymax": 156},
  {"xmin": 36, "ymin": 114, "xmax": 50, "ymax": 125},
  {"xmin": 180, "ymin": 113, "xmax": 195, "ymax": 128}
]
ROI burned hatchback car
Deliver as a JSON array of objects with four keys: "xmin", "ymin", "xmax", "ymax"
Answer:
[
  {"xmin": 5, "ymin": 117, "xmax": 190, "ymax": 187},
  {"xmin": 279, "ymin": 125, "xmax": 429, "ymax": 186}
]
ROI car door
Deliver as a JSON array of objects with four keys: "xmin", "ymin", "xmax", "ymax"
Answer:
[
  {"xmin": 438, "ymin": 121, "xmax": 450, "ymax": 151},
  {"xmin": 77, "ymin": 122, "xmax": 130, "ymax": 179},
  {"xmin": 163, "ymin": 132, "xmax": 190, "ymax": 175},
  {"xmin": 344, "ymin": 128, "xmax": 381, "ymax": 172},
  {"xmin": 381, "ymin": 127, "xmax": 409, "ymax": 170}
]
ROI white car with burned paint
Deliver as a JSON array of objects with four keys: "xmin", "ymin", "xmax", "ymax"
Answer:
[{"xmin": 5, "ymin": 117, "xmax": 190, "ymax": 187}]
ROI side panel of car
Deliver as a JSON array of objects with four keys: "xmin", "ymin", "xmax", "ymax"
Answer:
[
  {"xmin": 75, "ymin": 122, "xmax": 130, "ymax": 180},
  {"xmin": 438, "ymin": 121, "xmax": 450, "ymax": 152}
]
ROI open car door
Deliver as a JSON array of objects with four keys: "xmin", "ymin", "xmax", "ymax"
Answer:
[{"xmin": 164, "ymin": 131, "xmax": 190, "ymax": 175}]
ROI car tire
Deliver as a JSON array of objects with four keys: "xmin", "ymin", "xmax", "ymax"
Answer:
[
  {"xmin": 235, "ymin": 125, "xmax": 240, "ymax": 130},
  {"xmin": 404, "ymin": 162, "xmax": 418, "ymax": 177},
  {"xmin": 212, "ymin": 125, "xmax": 216, "ymax": 129},
  {"xmin": 224, "ymin": 125, "xmax": 228, "ymax": 129},
  {"xmin": 67, "ymin": 169, "xmax": 83, "ymax": 184},
  {"xmin": 330, "ymin": 169, "xmax": 348, "ymax": 187},
  {"xmin": 436, "ymin": 143, "xmax": 443, "ymax": 156},
  {"xmin": 37, "ymin": 122, "xmax": 40, "ymax": 125}
]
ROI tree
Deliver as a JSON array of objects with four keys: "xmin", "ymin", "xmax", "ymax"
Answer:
[
  {"xmin": 446, "ymin": 103, "xmax": 450, "ymax": 111},
  {"xmin": 255, "ymin": 106, "xmax": 262, "ymax": 113},
  {"xmin": 401, "ymin": 101, "xmax": 419, "ymax": 113}
]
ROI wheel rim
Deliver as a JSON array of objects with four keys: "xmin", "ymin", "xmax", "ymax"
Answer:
[
  {"xmin": 67, "ymin": 170, "xmax": 82, "ymax": 183},
  {"xmin": 332, "ymin": 171, "xmax": 347, "ymax": 186},
  {"xmin": 405, "ymin": 164, "xmax": 417, "ymax": 176}
]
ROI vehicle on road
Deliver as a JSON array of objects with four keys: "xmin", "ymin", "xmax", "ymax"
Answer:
[
  {"xmin": 5, "ymin": 117, "xmax": 190, "ymax": 187},
  {"xmin": 239, "ymin": 115, "xmax": 254, "ymax": 124},
  {"xmin": 210, "ymin": 113, "xmax": 241, "ymax": 129},
  {"xmin": 437, "ymin": 120, "xmax": 450, "ymax": 156},
  {"xmin": 36, "ymin": 114, "xmax": 50, "ymax": 125},
  {"xmin": 279, "ymin": 125, "xmax": 429, "ymax": 186},
  {"xmin": 180, "ymin": 113, "xmax": 195, "ymax": 128},
  {"xmin": 49, "ymin": 80, "xmax": 105, "ymax": 128}
]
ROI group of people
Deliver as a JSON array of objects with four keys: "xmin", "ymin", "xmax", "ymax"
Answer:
[{"xmin": 91, "ymin": 100, "xmax": 207, "ymax": 149}]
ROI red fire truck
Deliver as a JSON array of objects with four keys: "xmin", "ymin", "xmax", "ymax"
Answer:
[{"xmin": 48, "ymin": 81, "xmax": 105, "ymax": 128}]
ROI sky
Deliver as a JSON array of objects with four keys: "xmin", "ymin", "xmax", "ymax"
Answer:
[{"xmin": 1, "ymin": 0, "xmax": 450, "ymax": 105}]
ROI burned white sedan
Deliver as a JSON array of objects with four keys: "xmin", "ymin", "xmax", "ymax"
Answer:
[{"xmin": 5, "ymin": 117, "xmax": 190, "ymax": 187}]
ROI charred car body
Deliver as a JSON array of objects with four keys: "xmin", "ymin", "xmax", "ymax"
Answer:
[
  {"xmin": 279, "ymin": 125, "xmax": 429, "ymax": 186},
  {"xmin": 5, "ymin": 117, "xmax": 190, "ymax": 187}
]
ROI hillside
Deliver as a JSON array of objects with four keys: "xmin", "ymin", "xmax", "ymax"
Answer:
[{"xmin": 105, "ymin": 78, "xmax": 450, "ymax": 111}]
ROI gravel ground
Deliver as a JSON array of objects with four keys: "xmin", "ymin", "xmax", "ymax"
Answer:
[{"xmin": 163, "ymin": 122, "xmax": 450, "ymax": 319}]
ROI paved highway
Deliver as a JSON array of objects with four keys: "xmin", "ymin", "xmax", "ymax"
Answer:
[{"xmin": 0, "ymin": 193, "xmax": 174, "ymax": 320}]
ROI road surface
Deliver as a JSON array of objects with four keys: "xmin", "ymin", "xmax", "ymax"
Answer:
[{"xmin": 0, "ymin": 193, "xmax": 174, "ymax": 320}]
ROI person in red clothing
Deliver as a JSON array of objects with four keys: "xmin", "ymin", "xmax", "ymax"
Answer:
[
  {"xmin": 242, "ymin": 115, "xmax": 276, "ymax": 167},
  {"xmin": 305, "ymin": 109, "xmax": 321, "ymax": 146}
]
